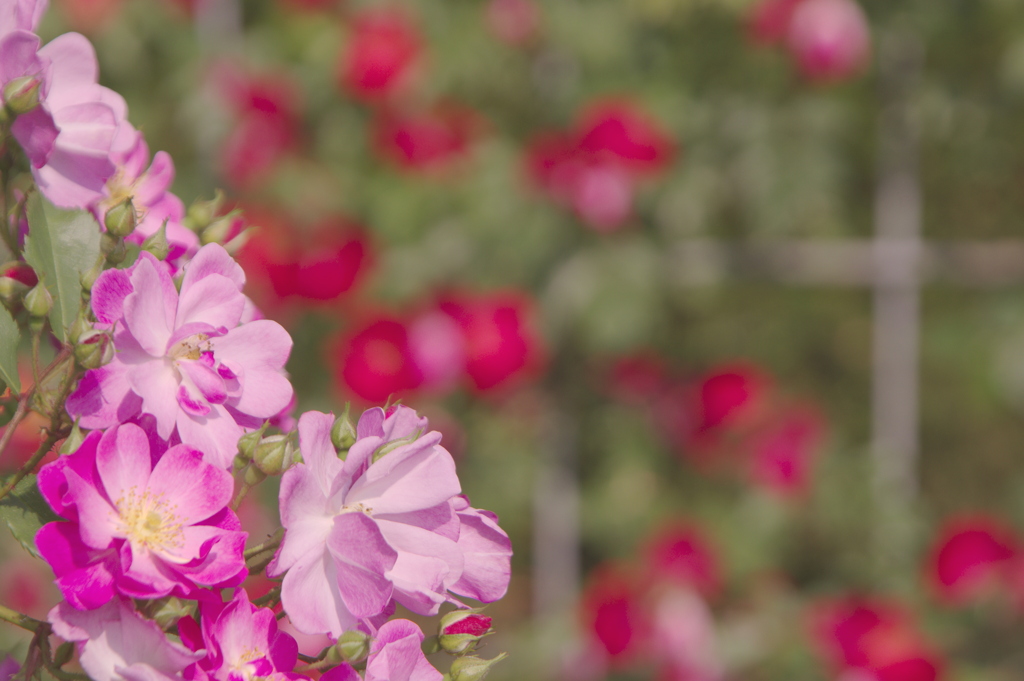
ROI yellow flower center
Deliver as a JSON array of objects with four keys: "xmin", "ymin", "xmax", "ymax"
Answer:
[{"xmin": 116, "ymin": 487, "xmax": 184, "ymax": 554}]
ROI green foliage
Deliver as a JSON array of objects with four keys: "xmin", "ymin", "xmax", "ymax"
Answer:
[
  {"xmin": 23, "ymin": 194, "xmax": 101, "ymax": 342},
  {"xmin": 0, "ymin": 303, "xmax": 21, "ymax": 394},
  {"xmin": 0, "ymin": 474, "xmax": 59, "ymax": 559}
]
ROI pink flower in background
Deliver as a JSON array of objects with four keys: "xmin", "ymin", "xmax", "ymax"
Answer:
[
  {"xmin": 644, "ymin": 523, "xmax": 720, "ymax": 599},
  {"xmin": 437, "ymin": 290, "xmax": 544, "ymax": 393},
  {"xmin": 36, "ymin": 423, "xmax": 247, "ymax": 606},
  {"xmin": 526, "ymin": 100, "xmax": 673, "ymax": 231},
  {"xmin": 407, "ymin": 310, "xmax": 466, "ymax": 394},
  {"xmin": 269, "ymin": 408, "xmax": 510, "ymax": 637},
  {"xmin": 178, "ymin": 589, "xmax": 300, "ymax": 681},
  {"xmin": 747, "ymin": 404, "xmax": 825, "ymax": 498},
  {"xmin": 363, "ymin": 619, "xmax": 443, "ymax": 681},
  {"xmin": 372, "ymin": 103, "xmax": 481, "ymax": 174},
  {"xmin": 66, "ymin": 245, "xmax": 294, "ymax": 468},
  {"xmin": 650, "ymin": 588, "xmax": 723, "ymax": 681},
  {"xmin": 340, "ymin": 8, "xmax": 422, "ymax": 103},
  {"xmin": 787, "ymin": 0, "xmax": 870, "ymax": 83},
  {"xmin": 927, "ymin": 515, "xmax": 1017, "ymax": 605},
  {"xmin": 49, "ymin": 597, "xmax": 203, "ymax": 681},
  {"xmin": 485, "ymin": 0, "xmax": 539, "ymax": 46},
  {"xmin": 338, "ymin": 315, "xmax": 423, "ymax": 403},
  {"xmin": 217, "ymin": 71, "xmax": 301, "ymax": 190},
  {"xmin": 94, "ymin": 127, "xmax": 198, "ymax": 263}
]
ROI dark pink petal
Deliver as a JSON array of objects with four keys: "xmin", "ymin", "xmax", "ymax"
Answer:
[
  {"xmin": 177, "ymin": 529, "xmax": 247, "ymax": 588},
  {"xmin": 38, "ymin": 430, "xmax": 102, "ymax": 519},
  {"xmin": 63, "ymin": 469, "xmax": 119, "ymax": 550},
  {"xmin": 36, "ymin": 522, "xmax": 117, "ymax": 610},
  {"xmin": 178, "ymin": 360, "xmax": 228, "ymax": 405},
  {"xmin": 91, "ymin": 269, "xmax": 133, "ymax": 326},
  {"xmin": 176, "ymin": 384, "xmax": 211, "ymax": 417},
  {"xmin": 320, "ymin": 665, "xmax": 361, "ymax": 681},
  {"xmin": 66, "ymin": 362, "xmax": 141, "ymax": 430},
  {"xmin": 326, "ymin": 512, "xmax": 397, "ymax": 618}
]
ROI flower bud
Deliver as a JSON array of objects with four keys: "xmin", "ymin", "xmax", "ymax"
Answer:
[
  {"xmin": 141, "ymin": 221, "xmax": 170, "ymax": 261},
  {"xmin": 102, "ymin": 233, "xmax": 127, "ymax": 265},
  {"xmin": 185, "ymin": 190, "xmax": 225, "ymax": 232},
  {"xmin": 59, "ymin": 420, "xmax": 86, "ymax": 455},
  {"xmin": 237, "ymin": 422, "xmax": 270, "ymax": 461},
  {"xmin": 0, "ymin": 275, "xmax": 28, "ymax": 304},
  {"xmin": 150, "ymin": 597, "xmax": 197, "ymax": 631},
  {"xmin": 253, "ymin": 432, "xmax": 298, "ymax": 476},
  {"xmin": 200, "ymin": 210, "xmax": 242, "ymax": 246},
  {"xmin": 327, "ymin": 629, "xmax": 371, "ymax": 665},
  {"xmin": 331, "ymin": 403, "xmax": 357, "ymax": 454},
  {"xmin": 53, "ymin": 642, "xmax": 74, "ymax": 668},
  {"xmin": 243, "ymin": 463, "xmax": 267, "ymax": 486},
  {"xmin": 3, "ymin": 75, "xmax": 42, "ymax": 115},
  {"xmin": 104, "ymin": 198, "xmax": 137, "ymax": 238},
  {"xmin": 24, "ymin": 281, "xmax": 52, "ymax": 318},
  {"xmin": 448, "ymin": 653, "xmax": 508, "ymax": 681},
  {"xmin": 74, "ymin": 330, "xmax": 113, "ymax": 370},
  {"xmin": 439, "ymin": 611, "xmax": 492, "ymax": 656}
]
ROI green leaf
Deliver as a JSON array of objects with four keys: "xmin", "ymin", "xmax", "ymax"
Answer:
[
  {"xmin": 23, "ymin": 194, "xmax": 101, "ymax": 342},
  {"xmin": 0, "ymin": 474, "xmax": 59, "ymax": 558},
  {"xmin": 0, "ymin": 304, "xmax": 20, "ymax": 394}
]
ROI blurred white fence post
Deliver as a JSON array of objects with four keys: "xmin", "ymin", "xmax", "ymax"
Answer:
[
  {"xmin": 533, "ymin": 405, "xmax": 580, "ymax": 618},
  {"xmin": 870, "ymin": 30, "xmax": 924, "ymax": 585}
]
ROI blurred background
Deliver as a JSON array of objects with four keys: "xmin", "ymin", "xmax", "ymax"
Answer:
[{"xmin": 9, "ymin": 0, "xmax": 1024, "ymax": 679}]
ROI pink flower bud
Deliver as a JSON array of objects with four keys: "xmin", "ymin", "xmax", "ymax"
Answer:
[
  {"xmin": 3, "ymin": 75, "xmax": 42, "ymax": 115},
  {"xmin": 786, "ymin": 0, "xmax": 870, "ymax": 83}
]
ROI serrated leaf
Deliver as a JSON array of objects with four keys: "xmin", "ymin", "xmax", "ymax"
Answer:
[
  {"xmin": 0, "ymin": 474, "xmax": 59, "ymax": 558},
  {"xmin": 24, "ymin": 194, "xmax": 101, "ymax": 342},
  {"xmin": 0, "ymin": 304, "xmax": 20, "ymax": 394}
]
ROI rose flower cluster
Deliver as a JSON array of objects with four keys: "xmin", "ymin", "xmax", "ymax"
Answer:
[{"xmin": 0, "ymin": 2, "xmax": 511, "ymax": 680}]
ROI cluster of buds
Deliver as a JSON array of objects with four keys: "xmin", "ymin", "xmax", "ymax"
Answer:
[
  {"xmin": 184, "ymin": 191, "xmax": 250, "ymax": 252},
  {"xmin": 234, "ymin": 422, "xmax": 300, "ymax": 482}
]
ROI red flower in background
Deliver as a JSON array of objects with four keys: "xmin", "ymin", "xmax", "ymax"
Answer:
[
  {"xmin": 747, "ymin": 404, "xmax": 825, "ymax": 498},
  {"xmin": 644, "ymin": 523, "xmax": 721, "ymax": 599},
  {"xmin": 437, "ymin": 290, "xmax": 544, "ymax": 393},
  {"xmin": 337, "ymin": 315, "xmax": 423, "ymax": 403},
  {"xmin": 340, "ymin": 8, "xmax": 423, "ymax": 102},
  {"xmin": 485, "ymin": 0, "xmax": 540, "ymax": 46},
  {"xmin": 927, "ymin": 515, "xmax": 1017, "ymax": 605},
  {"xmin": 747, "ymin": 0, "xmax": 805, "ymax": 44},
  {"xmin": 526, "ymin": 99, "xmax": 673, "ymax": 231},
  {"xmin": 686, "ymin": 363, "xmax": 771, "ymax": 454},
  {"xmin": 217, "ymin": 71, "xmax": 302, "ymax": 190},
  {"xmin": 809, "ymin": 597, "xmax": 943, "ymax": 681},
  {"xmin": 373, "ymin": 103, "xmax": 482, "ymax": 173},
  {"xmin": 237, "ymin": 208, "xmax": 371, "ymax": 315},
  {"xmin": 581, "ymin": 565, "xmax": 649, "ymax": 664}
]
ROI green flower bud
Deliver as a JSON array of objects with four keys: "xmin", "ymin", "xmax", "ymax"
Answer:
[
  {"xmin": 185, "ymin": 190, "xmax": 225, "ymax": 232},
  {"xmin": 74, "ymin": 330, "xmax": 114, "ymax": 370},
  {"xmin": 448, "ymin": 653, "xmax": 508, "ymax": 681},
  {"xmin": 200, "ymin": 211, "xmax": 241, "ymax": 246},
  {"xmin": 24, "ymin": 280, "xmax": 52, "ymax": 318},
  {"xmin": 237, "ymin": 422, "xmax": 270, "ymax": 461},
  {"xmin": 253, "ymin": 432, "xmax": 298, "ymax": 476},
  {"xmin": 3, "ymin": 75, "xmax": 42, "ymax": 115},
  {"xmin": 327, "ymin": 629, "xmax": 371, "ymax": 665},
  {"xmin": 331, "ymin": 403, "xmax": 357, "ymax": 455},
  {"xmin": 102, "ymin": 233, "xmax": 127, "ymax": 265},
  {"xmin": 53, "ymin": 642, "xmax": 74, "ymax": 668},
  {"xmin": 438, "ymin": 610, "xmax": 492, "ymax": 656},
  {"xmin": 59, "ymin": 420, "xmax": 87, "ymax": 455},
  {"xmin": 105, "ymin": 198, "xmax": 137, "ymax": 238},
  {"xmin": 0, "ymin": 275, "xmax": 28, "ymax": 304},
  {"xmin": 81, "ymin": 256, "xmax": 105, "ymax": 292},
  {"xmin": 243, "ymin": 463, "xmax": 267, "ymax": 486},
  {"xmin": 141, "ymin": 221, "xmax": 170, "ymax": 261}
]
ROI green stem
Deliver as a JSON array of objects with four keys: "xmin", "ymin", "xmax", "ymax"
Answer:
[
  {"xmin": 244, "ymin": 529, "xmax": 284, "ymax": 560},
  {"xmin": 0, "ymin": 602, "xmax": 42, "ymax": 632}
]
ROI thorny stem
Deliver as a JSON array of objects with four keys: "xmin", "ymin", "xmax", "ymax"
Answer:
[
  {"xmin": 244, "ymin": 529, "xmax": 284, "ymax": 560},
  {"xmin": 231, "ymin": 478, "xmax": 253, "ymax": 511},
  {"xmin": 253, "ymin": 585, "xmax": 281, "ymax": 608},
  {"xmin": 0, "ymin": 347, "xmax": 72, "ymax": 462}
]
